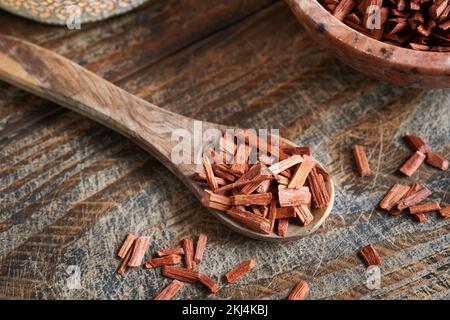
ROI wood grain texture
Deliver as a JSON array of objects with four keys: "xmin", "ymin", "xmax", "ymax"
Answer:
[
  {"xmin": 0, "ymin": 34, "xmax": 196, "ymax": 165},
  {"xmin": 0, "ymin": 0, "xmax": 449, "ymax": 299},
  {"xmin": 0, "ymin": 32, "xmax": 334, "ymax": 242}
]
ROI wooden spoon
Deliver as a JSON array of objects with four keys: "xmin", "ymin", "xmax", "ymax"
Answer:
[{"xmin": 0, "ymin": 35, "xmax": 334, "ymax": 241}]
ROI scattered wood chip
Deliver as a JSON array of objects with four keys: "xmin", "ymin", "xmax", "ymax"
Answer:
[
  {"xmin": 289, "ymin": 155, "xmax": 316, "ymax": 189},
  {"xmin": 409, "ymin": 201, "xmax": 441, "ymax": 214},
  {"xmin": 256, "ymin": 179, "xmax": 272, "ymax": 193},
  {"xmin": 390, "ymin": 182, "xmax": 420, "ymax": 216},
  {"xmin": 287, "ymin": 280, "xmax": 310, "ymax": 300},
  {"xmin": 278, "ymin": 185, "xmax": 312, "ymax": 207},
  {"xmin": 181, "ymin": 237, "xmax": 195, "ymax": 269},
  {"xmin": 414, "ymin": 212, "xmax": 428, "ymax": 222},
  {"xmin": 192, "ymin": 172, "xmax": 227, "ymax": 186},
  {"xmin": 399, "ymin": 151, "xmax": 426, "ymax": 176},
  {"xmin": 429, "ymin": 0, "xmax": 449, "ymax": 20},
  {"xmin": 277, "ymin": 218, "xmax": 289, "ymax": 237},
  {"xmin": 295, "ymin": 205, "xmax": 315, "ymax": 226},
  {"xmin": 194, "ymin": 233, "xmax": 208, "ymax": 264},
  {"xmin": 236, "ymin": 163, "xmax": 263, "ymax": 182},
  {"xmin": 275, "ymin": 174, "xmax": 290, "ymax": 186},
  {"xmin": 145, "ymin": 255, "xmax": 182, "ymax": 268},
  {"xmin": 258, "ymin": 154, "xmax": 274, "ymax": 166},
  {"xmin": 128, "ymin": 237, "xmax": 150, "ymax": 267},
  {"xmin": 252, "ymin": 206, "xmax": 262, "ymax": 216},
  {"xmin": 154, "ymin": 280, "xmax": 184, "ymax": 300},
  {"xmin": 226, "ymin": 207, "xmax": 272, "ymax": 234},
  {"xmin": 219, "ymin": 135, "xmax": 236, "ymax": 163},
  {"xmin": 333, "ymin": 0, "xmax": 357, "ymax": 21},
  {"xmin": 213, "ymin": 173, "xmax": 270, "ymax": 194},
  {"xmin": 157, "ymin": 247, "xmax": 184, "ymax": 257},
  {"xmin": 213, "ymin": 163, "xmax": 240, "ymax": 178},
  {"xmin": 162, "ymin": 265, "xmax": 199, "ymax": 283},
  {"xmin": 117, "ymin": 240, "xmax": 135, "ymax": 276},
  {"xmin": 240, "ymin": 168, "xmax": 273, "ymax": 195},
  {"xmin": 268, "ymin": 199, "xmax": 278, "ymax": 231},
  {"xmin": 380, "ymin": 183, "xmax": 410, "ymax": 211},
  {"xmin": 118, "ymin": 233, "xmax": 137, "ymax": 259},
  {"xmin": 404, "ymin": 135, "xmax": 431, "ymax": 153},
  {"xmin": 261, "ymin": 205, "xmax": 270, "ymax": 219},
  {"xmin": 198, "ymin": 274, "xmax": 219, "ymax": 293},
  {"xmin": 231, "ymin": 143, "xmax": 250, "ymax": 174},
  {"xmin": 439, "ymin": 205, "xmax": 450, "ymax": 218},
  {"xmin": 202, "ymin": 190, "xmax": 231, "ymax": 212},
  {"xmin": 426, "ymin": 151, "xmax": 449, "ymax": 171},
  {"xmin": 268, "ymin": 154, "xmax": 303, "ymax": 175},
  {"xmin": 352, "ymin": 145, "xmax": 371, "ymax": 177},
  {"xmin": 359, "ymin": 244, "xmax": 382, "ymax": 266},
  {"xmin": 202, "ymin": 153, "xmax": 219, "ymax": 191},
  {"xmin": 213, "ymin": 166, "xmax": 237, "ymax": 182},
  {"xmin": 307, "ymin": 167, "xmax": 331, "ymax": 209},
  {"xmin": 231, "ymin": 193, "xmax": 273, "ymax": 206},
  {"xmin": 397, "ymin": 187, "xmax": 432, "ymax": 210},
  {"xmin": 275, "ymin": 207, "xmax": 296, "ymax": 219},
  {"xmin": 225, "ymin": 259, "xmax": 256, "ymax": 283},
  {"xmin": 283, "ymin": 146, "xmax": 311, "ymax": 156}
]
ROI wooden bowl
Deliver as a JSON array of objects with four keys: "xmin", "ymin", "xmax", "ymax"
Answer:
[{"xmin": 286, "ymin": 0, "xmax": 450, "ymax": 88}]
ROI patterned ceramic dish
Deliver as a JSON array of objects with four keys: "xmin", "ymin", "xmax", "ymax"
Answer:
[{"xmin": 0, "ymin": 0, "xmax": 149, "ymax": 25}]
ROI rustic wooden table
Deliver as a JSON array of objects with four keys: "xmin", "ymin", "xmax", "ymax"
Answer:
[{"xmin": 0, "ymin": 0, "xmax": 449, "ymax": 300}]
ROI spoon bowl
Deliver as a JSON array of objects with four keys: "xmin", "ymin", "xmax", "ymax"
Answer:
[
  {"xmin": 0, "ymin": 34, "xmax": 334, "ymax": 241},
  {"xmin": 196, "ymin": 136, "xmax": 334, "ymax": 241}
]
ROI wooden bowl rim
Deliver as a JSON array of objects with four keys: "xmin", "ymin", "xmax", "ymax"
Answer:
[{"xmin": 288, "ymin": 0, "xmax": 450, "ymax": 75}]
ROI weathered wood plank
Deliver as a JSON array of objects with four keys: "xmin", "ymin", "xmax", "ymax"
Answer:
[{"xmin": 0, "ymin": 0, "xmax": 448, "ymax": 300}]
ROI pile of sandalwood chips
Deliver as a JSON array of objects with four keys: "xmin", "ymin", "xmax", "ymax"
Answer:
[
  {"xmin": 353, "ymin": 134, "xmax": 449, "ymax": 221},
  {"xmin": 193, "ymin": 130, "xmax": 331, "ymax": 237},
  {"xmin": 320, "ymin": 0, "xmax": 450, "ymax": 51},
  {"xmin": 117, "ymin": 233, "xmax": 309, "ymax": 300},
  {"xmin": 353, "ymin": 134, "xmax": 448, "ymax": 178},
  {"xmin": 380, "ymin": 182, "xmax": 450, "ymax": 221},
  {"xmin": 353, "ymin": 135, "xmax": 450, "ymax": 222}
]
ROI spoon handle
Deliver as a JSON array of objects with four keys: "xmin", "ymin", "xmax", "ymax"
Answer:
[
  {"xmin": 0, "ymin": 35, "xmax": 336, "ymax": 241},
  {"xmin": 0, "ymin": 34, "xmax": 197, "ymax": 172}
]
